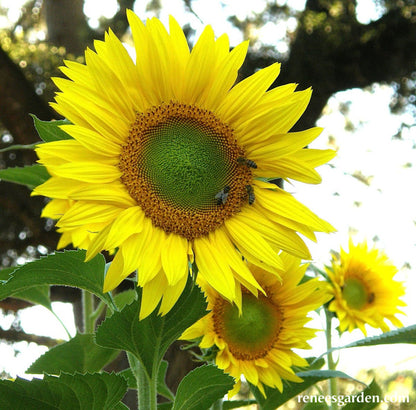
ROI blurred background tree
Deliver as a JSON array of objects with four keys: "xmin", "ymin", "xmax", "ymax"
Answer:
[{"xmin": 0, "ymin": 0, "xmax": 415, "ymax": 400}]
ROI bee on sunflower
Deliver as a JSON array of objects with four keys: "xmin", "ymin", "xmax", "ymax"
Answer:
[{"xmin": 33, "ymin": 10, "xmax": 335, "ymax": 318}]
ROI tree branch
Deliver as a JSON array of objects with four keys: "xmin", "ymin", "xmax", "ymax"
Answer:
[
  {"xmin": 0, "ymin": 327, "xmax": 59, "ymax": 347},
  {"xmin": 0, "ymin": 46, "xmax": 55, "ymax": 145},
  {"xmin": 241, "ymin": 3, "xmax": 416, "ymax": 128}
]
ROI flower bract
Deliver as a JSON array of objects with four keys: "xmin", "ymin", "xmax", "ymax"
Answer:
[
  {"xmin": 326, "ymin": 239, "xmax": 406, "ymax": 335},
  {"xmin": 180, "ymin": 253, "xmax": 330, "ymax": 396},
  {"xmin": 33, "ymin": 10, "xmax": 335, "ymax": 318}
]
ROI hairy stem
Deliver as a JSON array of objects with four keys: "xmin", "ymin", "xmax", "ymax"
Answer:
[
  {"xmin": 82, "ymin": 289, "xmax": 95, "ymax": 334},
  {"xmin": 127, "ymin": 352, "xmax": 157, "ymax": 410},
  {"xmin": 325, "ymin": 308, "xmax": 338, "ymax": 409}
]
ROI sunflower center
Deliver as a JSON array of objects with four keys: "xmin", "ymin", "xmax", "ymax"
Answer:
[
  {"xmin": 141, "ymin": 116, "xmax": 230, "ymax": 209},
  {"xmin": 342, "ymin": 277, "xmax": 369, "ymax": 310},
  {"xmin": 119, "ymin": 102, "xmax": 253, "ymax": 240},
  {"xmin": 213, "ymin": 293, "xmax": 282, "ymax": 360}
]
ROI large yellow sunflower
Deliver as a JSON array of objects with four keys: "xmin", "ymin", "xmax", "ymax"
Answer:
[
  {"xmin": 326, "ymin": 239, "xmax": 406, "ymax": 335},
  {"xmin": 32, "ymin": 10, "xmax": 335, "ymax": 318},
  {"xmin": 180, "ymin": 253, "xmax": 330, "ymax": 396}
]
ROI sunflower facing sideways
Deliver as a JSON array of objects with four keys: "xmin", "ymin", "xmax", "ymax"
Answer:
[
  {"xmin": 32, "ymin": 10, "xmax": 335, "ymax": 318},
  {"xmin": 180, "ymin": 253, "xmax": 330, "ymax": 396},
  {"xmin": 326, "ymin": 240, "xmax": 406, "ymax": 335}
]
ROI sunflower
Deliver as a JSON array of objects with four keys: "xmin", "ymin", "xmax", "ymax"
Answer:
[
  {"xmin": 326, "ymin": 239, "xmax": 406, "ymax": 335},
  {"xmin": 180, "ymin": 253, "xmax": 330, "ymax": 396},
  {"xmin": 32, "ymin": 10, "xmax": 335, "ymax": 318}
]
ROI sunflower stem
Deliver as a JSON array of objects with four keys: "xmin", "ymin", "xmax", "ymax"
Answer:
[
  {"xmin": 89, "ymin": 300, "xmax": 106, "ymax": 325},
  {"xmin": 82, "ymin": 289, "xmax": 95, "ymax": 334},
  {"xmin": 325, "ymin": 308, "xmax": 338, "ymax": 410},
  {"xmin": 127, "ymin": 352, "xmax": 157, "ymax": 410}
]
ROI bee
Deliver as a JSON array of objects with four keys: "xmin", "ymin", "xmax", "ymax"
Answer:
[
  {"xmin": 367, "ymin": 292, "xmax": 375, "ymax": 304},
  {"xmin": 237, "ymin": 157, "xmax": 257, "ymax": 169},
  {"xmin": 215, "ymin": 185, "xmax": 230, "ymax": 205},
  {"xmin": 245, "ymin": 184, "xmax": 255, "ymax": 205}
]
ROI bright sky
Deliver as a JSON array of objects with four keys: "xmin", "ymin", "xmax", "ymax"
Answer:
[{"xmin": 1, "ymin": 0, "xmax": 415, "ymax": 386}]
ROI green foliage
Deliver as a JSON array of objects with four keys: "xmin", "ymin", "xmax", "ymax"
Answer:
[
  {"xmin": 13, "ymin": 285, "xmax": 52, "ymax": 310},
  {"xmin": 27, "ymin": 334, "xmax": 120, "ymax": 375},
  {"xmin": 112, "ymin": 289, "xmax": 137, "ymax": 312},
  {"xmin": 95, "ymin": 277, "xmax": 207, "ymax": 379},
  {"xmin": 0, "ymin": 373, "xmax": 128, "ymax": 410},
  {"xmin": 318, "ymin": 324, "xmax": 416, "ymax": 361},
  {"xmin": 172, "ymin": 364, "xmax": 235, "ymax": 410},
  {"xmin": 0, "ymin": 164, "xmax": 50, "ymax": 189},
  {"xmin": 342, "ymin": 324, "xmax": 416, "ymax": 347},
  {"xmin": 0, "ymin": 266, "xmax": 52, "ymax": 309},
  {"xmin": 0, "ymin": 250, "xmax": 114, "ymax": 308},
  {"xmin": 252, "ymin": 369, "xmax": 357, "ymax": 410},
  {"xmin": 31, "ymin": 115, "xmax": 73, "ymax": 142}
]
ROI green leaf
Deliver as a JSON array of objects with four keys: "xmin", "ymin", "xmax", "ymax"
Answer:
[
  {"xmin": 0, "ymin": 266, "xmax": 16, "ymax": 280},
  {"xmin": 343, "ymin": 380, "xmax": 382, "ymax": 410},
  {"xmin": 27, "ymin": 334, "xmax": 120, "ymax": 375},
  {"xmin": 0, "ymin": 372, "xmax": 128, "ymax": 410},
  {"xmin": 252, "ymin": 369, "xmax": 358, "ymax": 410},
  {"xmin": 0, "ymin": 164, "xmax": 50, "ymax": 189},
  {"xmin": 223, "ymin": 399, "xmax": 258, "ymax": 409},
  {"xmin": 0, "ymin": 250, "xmax": 113, "ymax": 307},
  {"xmin": 0, "ymin": 143, "xmax": 38, "ymax": 153},
  {"xmin": 117, "ymin": 369, "xmax": 136, "ymax": 389},
  {"xmin": 172, "ymin": 365, "xmax": 234, "ymax": 410},
  {"xmin": 14, "ymin": 285, "xmax": 52, "ymax": 310},
  {"xmin": 31, "ymin": 115, "xmax": 72, "ymax": 142},
  {"xmin": 158, "ymin": 403, "xmax": 173, "ymax": 410},
  {"xmin": 341, "ymin": 324, "xmax": 416, "ymax": 347},
  {"xmin": 316, "ymin": 324, "xmax": 416, "ymax": 362},
  {"xmin": 112, "ymin": 289, "xmax": 137, "ymax": 312},
  {"xmin": 0, "ymin": 266, "xmax": 52, "ymax": 310},
  {"xmin": 95, "ymin": 277, "xmax": 207, "ymax": 379}
]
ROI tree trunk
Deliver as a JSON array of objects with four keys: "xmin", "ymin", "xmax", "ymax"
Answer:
[{"xmin": 43, "ymin": 0, "xmax": 91, "ymax": 56}]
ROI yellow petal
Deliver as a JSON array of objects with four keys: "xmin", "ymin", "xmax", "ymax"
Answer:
[
  {"xmin": 210, "ymin": 229, "xmax": 263, "ymax": 294},
  {"xmin": 259, "ymin": 156, "xmax": 322, "ymax": 184},
  {"xmin": 57, "ymin": 202, "xmax": 121, "ymax": 228},
  {"xmin": 59, "ymin": 124, "xmax": 122, "ymax": 156},
  {"xmin": 218, "ymin": 63, "xmax": 281, "ymax": 126},
  {"xmin": 41, "ymin": 198, "xmax": 72, "ymax": 218},
  {"xmin": 158, "ymin": 272, "xmax": 189, "ymax": 315},
  {"xmin": 32, "ymin": 177, "xmax": 86, "ymax": 199},
  {"xmin": 235, "ymin": 207, "xmax": 311, "ymax": 259},
  {"xmin": 69, "ymin": 183, "xmax": 136, "ymax": 207},
  {"xmin": 254, "ymin": 185, "xmax": 334, "ymax": 233},
  {"xmin": 225, "ymin": 217, "xmax": 284, "ymax": 270},
  {"xmin": 246, "ymin": 127, "xmax": 323, "ymax": 160},
  {"xmin": 104, "ymin": 206, "xmax": 145, "ymax": 250},
  {"xmin": 202, "ymin": 40, "xmax": 249, "ymax": 110},
  {"xmin": 182, "ymin": 25, "xmax": 216, "ymax": 104},
  {"xmin": 140, "ymin": 273, "xmax": 167, "ymax": 319},
  {"xmin": 238, "ymin": 89, "xmax": 311, "ymax": 144},
  {"xmin": 49, "ymin": 162, "xmax": 121, "ymax": 184},
  {"xmin": 135, "ymin": 227, "xmax": 164, "ymax": 286},
  {"xmin": 193, "ymin": 235, "xmax": 236, "ymax": 301},
  {"xmin": 161, "ymin": 233, "xmax": 189, "ymax": 286}
]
